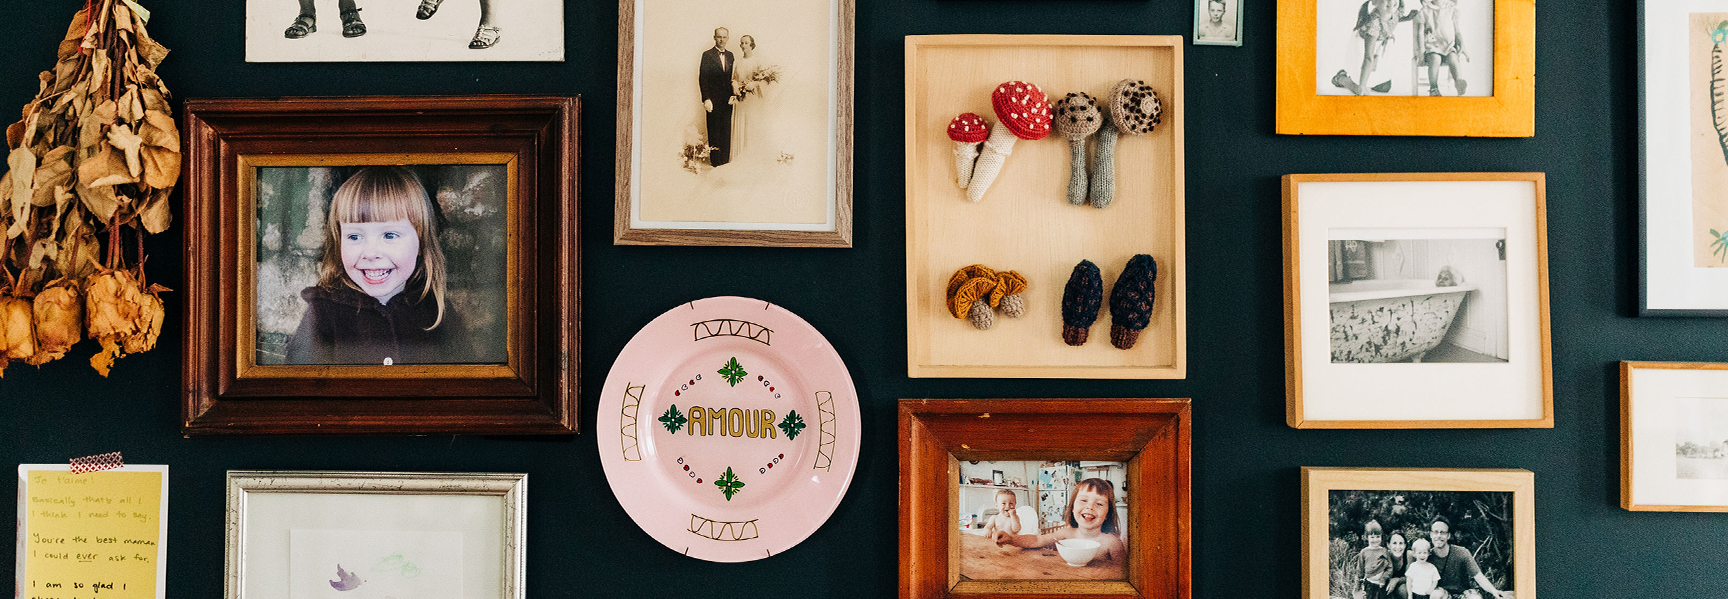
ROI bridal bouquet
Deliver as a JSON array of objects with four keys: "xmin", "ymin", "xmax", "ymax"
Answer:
[
  {"xmin": 680, "ymin": 138, "xmax": 715, "ymax": 173},
  {"xmin": 738, "ymin": 65, "xmax": 783, "ymax": 99}
]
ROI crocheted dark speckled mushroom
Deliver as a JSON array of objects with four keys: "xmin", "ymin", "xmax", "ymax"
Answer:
[
  {"xmin": 1053, "ymin": 92, "xmax": 1102, "ymax": 206},
  {"xmin": 1060, "ymin": 259, "xmax": 1103, "ymax": 346},
  {"xmin": 1108, "ymin": 254, "xmax": 1158, "ymax": 350},
  {"xmin": 1089, "ymin": 79, "xmax": 1163, "ymax": 209}
]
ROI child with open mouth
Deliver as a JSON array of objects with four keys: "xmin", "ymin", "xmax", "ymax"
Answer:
[{"xmin": 990, "ymin": 477, "xmax": 1125, "ymax": 564}]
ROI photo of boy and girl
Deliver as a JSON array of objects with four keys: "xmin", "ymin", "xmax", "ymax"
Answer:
[
  {"xmin": 253, "ymin": 165, "xmax": 509, "ymax": 367},
  {"xmin": 1329, "ymin": 490, "xmax": 1513, "ymax": 599},
  {"xmin": 1316, "ymin": 0, "xmax": 1494, "ymax": 98},
  {"xmin": 956, "ymin": 461, "xmax": 1128, "ymax": 581},
  {"xmin": 246, "ymin": 0, "xmax": 563, "ymax": 62}
]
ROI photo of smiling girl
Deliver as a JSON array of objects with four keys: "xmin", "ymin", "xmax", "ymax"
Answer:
[{"xmin": 991, "ymin": 478, "xmax": 1127, "ymax": 564}]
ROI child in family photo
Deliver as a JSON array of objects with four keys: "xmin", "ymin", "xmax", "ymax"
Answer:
[
  {"xmin": 1404, "ymin": 538, "xmax": 1441, "ymax": 598},
  {"xmin": 991, "ymin": 478, "xmax": 1125, "ymax": 564},
  {"xmin": 1352, "ymin": 520, "xmax": 1394, "ymax": 599},
  {"xmin": 982, "ymin": 489, "xmax": 1021, "ymax": 538}
]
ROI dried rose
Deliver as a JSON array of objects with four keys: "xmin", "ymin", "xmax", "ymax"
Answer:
[
  {"xmin": 1, "ymin": 296, "xmax": 37, "ymax": 362},
  {"xmin": 120, "ymin": 283, "xmax": 165, "ymax": 355},
  {"xmin": 27, "ymin": 280, "xmax": 82, "ymax": 365}
]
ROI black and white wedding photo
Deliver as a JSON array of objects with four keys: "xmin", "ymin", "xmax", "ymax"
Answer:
[
  {"xmin": 1314, "ymin": 0, "xmax": 1494, "ymax": 97},
  {"xmin": 1327, "ymin": 233, "xmax": 1509, "ymax": 364}
]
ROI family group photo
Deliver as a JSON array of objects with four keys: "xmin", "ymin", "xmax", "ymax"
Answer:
[
  {"xmin": 1327, "ymin": 490, "xmax": 1514, "ymax": 599},
  {"xmin": 954, "ymin": 461, "xmax": 1129, "ymax": 581},
  {"xmin": 1327, "ymin": 231, "xmax": 1510, "ymax": 364},
  {"xmin": 246, "ymin": 0, "xmax": 564, "ymax": 61},
  {"xmin": 1315, "ymin": 0, "xmax": 1494, "ymax": 97}
]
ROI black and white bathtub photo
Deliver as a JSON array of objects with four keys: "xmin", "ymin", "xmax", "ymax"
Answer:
[{"xmin": 1327, "ymin": 234, "xmax": 1508, "ymax": 364}]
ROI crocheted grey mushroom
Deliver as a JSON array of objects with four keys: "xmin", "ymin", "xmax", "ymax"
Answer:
[
  {"xmin": 1088, "ymin": 79, "xmax": 1163, "ymax": 209},
  {"xmin": 1052, "ymin": 92, "xmax": 1102, "ymax": 206}
]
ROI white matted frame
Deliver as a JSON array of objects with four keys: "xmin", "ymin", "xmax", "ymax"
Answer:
[
  {"xmin": 1639, "ymin": 1, "xmax": 1728, "ymax": 315},
  {"xmin": 614, "ymin": 0, "xmax": 854, "ymax": 247},
  {"xmin": 1283, "ymin": 173, "xmax": 1552, "ymax": 428},
  {"xmin": 1621, "ymin": 361, "xmax": 1728, "ymax": 511},
  {"xmin": 1300, "ymin": 467, "xmax": 1536, "ymax": 599},
  {"xmin": 226, "ymin": 471, "xmax": 526, "ymax": 599}
]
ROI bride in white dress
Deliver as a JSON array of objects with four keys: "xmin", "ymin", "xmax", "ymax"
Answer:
[{"xmin": 730, "ymin": 35, "xmax": 767, "ymax": 161}]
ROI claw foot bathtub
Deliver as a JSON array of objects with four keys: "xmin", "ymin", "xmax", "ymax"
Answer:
[{"xmin": 1329, "ymin": 280, "xmax": 1474, "ymax": 363}]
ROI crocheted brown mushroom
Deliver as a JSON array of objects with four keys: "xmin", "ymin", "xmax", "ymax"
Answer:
[
  {"xmin": 966, "ymin": 81, "xmax": 1052, "ymax": 202},
  {"xmin": 1089, "ymin": 79, "xmax": 1163, "ymax": 209},
  {"xmin": 1053, "ymin": 92, "xmax": 1102, "ymax": 206},
  {"xmin": 948, "ymin": 113, "xmax": 989, "ymax": 189},
  {"xmin": 945, "ymin": 265, "xmax": 1029, "ymax": 330}
]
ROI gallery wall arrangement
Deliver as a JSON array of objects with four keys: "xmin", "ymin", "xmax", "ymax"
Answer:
[{"xmin": 0, "ymin": 0, "xmax": 1723, "ymax": 597}]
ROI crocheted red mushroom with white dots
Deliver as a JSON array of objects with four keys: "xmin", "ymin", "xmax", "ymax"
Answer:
[
  {"xmin": 948, "ymin": 113, "xmax": 990, "ymax": 188},
  {"xmin": 990, "ymin": 81, "xmax": 1052, "ymax": 141}
]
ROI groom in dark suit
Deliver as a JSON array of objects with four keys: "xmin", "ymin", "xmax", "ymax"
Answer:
[{"xmin": 699, "ymin": 27, "xmax": 736, "ymax": 167}]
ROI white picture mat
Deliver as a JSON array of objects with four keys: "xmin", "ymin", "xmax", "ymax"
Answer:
[
  {"xmin": 1297, "ymin": 180, "xmax": 1543, "ymax": 421},
  {"xmin": 15, "ymin": 464, "xmax": 169, "ymax": 599},
  {"xmin": 245, "ymin": 0, "xmax": 564, "ymax": 62},
  {"xmin": 626, "ymin": 0, "xmax": 840, "ymax": 231},
  {"xmin": 1628, "ymin": 366, "xmax": 1728, "ymax": 506},
  {"xmin": 289, "ymin": 529, "xmax": 463, "ymax": 599},
  {"xmin": 1643, "ymin": 1, "xmax": 1728, "ymax": 310},
  {"xmin": 240, "ymin": 492, "xmax": 503, "ymax": 599}
]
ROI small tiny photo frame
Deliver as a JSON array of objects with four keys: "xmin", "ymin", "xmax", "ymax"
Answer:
[
  {"xmin": 1283, "ymin": 173, "xmax": 1552, "ymax": 428},
  {"xmin": 1193, "ymin": 0, "xmax": 1244, "ymax": 46},
  {"xmin": 1621, "ymin": 361, "xmax": 1728, "ymax": 511},
  {"xmin": 899, "ymin": 398, "xmax": 1190, "ymax": 599},
  {"xmin": 225, "ymin": 471, "xmax": 527, "ymax": 599},
  {"xmin": 1301, "ymin": 467, "xmax": 1535, "ymax": 599},
  {"xmin": 1275, "ymin": 0, "xmax": 1534, "ymax": 136}
]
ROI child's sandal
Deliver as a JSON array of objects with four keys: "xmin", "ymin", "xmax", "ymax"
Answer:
[
  {"xmin": 340, "ymin": 8, "xmax": 367, "ymax": 38},
  {"xmin": 284, "ymin": 14, "xmax": 316, "ymax": 39},
  {"xmin": 469, "ymin": 25, "xmax": 502, "ymax": 49}
]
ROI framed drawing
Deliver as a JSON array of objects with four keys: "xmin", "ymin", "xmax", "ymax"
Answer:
[
  {"xmin": 904, "ymin": 35, "xmax": 1186, "ymax": 379},
  {"xmin": 1621, "ymin": 361, "xmax": 1728, "ymax": 511},
  {"xmin": 899, "ymin": 398, "xmax": 1190, "ymax": 599},
  {"xmin": 1639, "ymin": 1, "xmax": 1728, "ymax": 315},
  {"xmin": 614, "ymin": 0, "xmax": 853, "ymax": 246},
  {"xmin": 245, "ymin": 0, "xmax": 563, "ymax": 62},
  {"xmin": 182, "ymin": 96, "xmax": 580, "ymax": 435},
  {"xmin": 1283, "ymin": 173, "xmax": 1552, "ymax": 428},
  {"xmin": 1275, "ymin": 0, "xmax": 1534, "ymax": 136},
  {"xmin": 225, "ymin": 471, "xmax": 526, "ymax": 599},
  {"xmin": 1193, "ymin": 0, "xmax": 1244, "ymax": 47},
  {"xmin": 1301, "ymin": 468, "xmax": 1534, "ymax": 599}
]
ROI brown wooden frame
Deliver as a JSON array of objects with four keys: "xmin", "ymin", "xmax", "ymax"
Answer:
[
  {"xmin": 1283, "ymin": 172, "xmax": 1553, "ymax": 429},
  {"xmin": 613, "ymin": 0, "xmax": 854, "ymax": 247},
  {"xmin": 899, "ymin": 398, "xmax": 1191, "ymax": 599},
  {"xmin": 181, "ymin": 96, "xmax": 580, "ymax": 435},
  {"xmin": 1620, "ymin": 361, "xmax": 1728, "ymax": 511}
]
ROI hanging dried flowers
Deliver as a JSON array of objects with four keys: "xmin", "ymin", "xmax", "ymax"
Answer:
[{"xmin": 0, "ymin": 0, "xmax": 177, "ymax": 377}]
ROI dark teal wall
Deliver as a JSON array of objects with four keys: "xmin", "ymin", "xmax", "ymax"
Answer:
[{"xmin": 0, "ymin": 0, "xmax": 1715, "ymax": 597}]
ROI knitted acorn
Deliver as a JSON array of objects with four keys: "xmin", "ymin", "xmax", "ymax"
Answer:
[
  {"xmin": 948, "ymin": 113, "xmax": 989, "ymax": 189},
  {"xmin": 1089, "ymin": 79, "xmax": 1162, "ymax": 209},
  {"xmin": 946, "ymin": 265, "xmax": 1029, "ymax": 330},
  {"xmin": 966, "ymin": 81, "xmax": 1052, "ymax": 202},
  {"xmin": 1108, "ymin": 254, "xmax": 1157, "ymax": 350},
  {"xmin": 1053, "ymin": 93, "xmax": 1102, "ymax": 206},
  {"xmin": 1060, "ymin": 260, "xmax": 1103, "ymax": 346}
]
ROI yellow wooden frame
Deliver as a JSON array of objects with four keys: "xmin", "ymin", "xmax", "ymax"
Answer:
[
  {"xmin": 1275, "ymin": 0, "xmax": 1534, "ymax": 136},
  {"xmin": 1283, "ymin": 172, "xmax": 1554, "ymax": 428},
  {"xmin": 1301, "ymin": 467, "xmax": 1537, "ymax": 599},
  {"xmin": 1620, "ymin": 361, "xmax": 1728, "ymax": 512}
]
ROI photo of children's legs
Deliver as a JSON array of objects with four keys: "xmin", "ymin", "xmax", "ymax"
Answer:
[
  {"xmin": 1332, "ymin": 0, "xmax": 1414, "ymax": 95},
  {"xmin": 1315, "ymin": 0, "xmax": 1492, "ymax": 97},
  {"xmin": 285, "ymin": 0, "xmax": 367, "ymax": 39},
  {"xmin": 1418, "ymin": 0, "xmax": 1467, "ymax": 96},
  {"xmin": 416, "ymin": 0, "xmax": 501, "ymax": 49}
]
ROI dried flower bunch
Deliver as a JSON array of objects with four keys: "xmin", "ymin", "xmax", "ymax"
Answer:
[{"xmin": 0, "ymin": 0, "xmax": 177, "ymax": 376}]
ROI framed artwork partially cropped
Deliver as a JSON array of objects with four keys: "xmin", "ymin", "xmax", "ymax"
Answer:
[
  {"xmin": 898, "ymin": 398, "xmax": 1191, "ymax": 599},
  {"xmin": 1639, "ymin": 1, "xmax": 1728, "ymax": 315},
  {"xmin": 614, "ymin": 0, "xmax": 854, "ymax": 246},
  {"xmin": 1283, "ymin": 173, "xmax": 1552, "ymax": 428},
  {"xmin": 1275, "ymin": 0, "xmax": 1534, "ymax": 136},
  {"xmin": 1621, "ymin": 361, "xmax": 1728, "ymax": 511},
  {"xmin": 181, "ymin": 96, "xmax": 580, "ymax": 435},
  {"xmin": 1193, "ymin": 0, "xmax": 1244, "ymax": 47},
  {"xmin": 244, "ymin": 0, "xmax": 564, "ymax": 62},
  {"xmin": 225, "ymin": 471, "xmax": 526, "ymax": 599}
]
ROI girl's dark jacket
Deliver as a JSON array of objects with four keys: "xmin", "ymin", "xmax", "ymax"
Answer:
[{"xmin": 284, "ymin": 284, "xmax": 463, "ymax": 365}]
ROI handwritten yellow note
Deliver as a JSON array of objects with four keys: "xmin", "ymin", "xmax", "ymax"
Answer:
[{"xmin": 17, "ymin": 466, "xmax": 167, "ymax": 599}]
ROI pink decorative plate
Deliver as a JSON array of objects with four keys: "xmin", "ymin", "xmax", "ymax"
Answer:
[{"xmin": 598, "ymin": 296, "xmax": 861, "ymax": 562}]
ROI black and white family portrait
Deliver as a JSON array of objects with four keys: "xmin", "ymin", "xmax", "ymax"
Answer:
[
  {"xmin": 253, "ymin": 165, "xmax": 510, "ymax": 366},
  {"xmin": 1193, "ymin": 0, "xmax": 1242, "ymax": 46},
  {"xmin": 1327, "ymin": 490, "xmax": 1515, "ymax": 599},
  {"xmin": 1315, "ymin": 0, "xmax": 1494, "ymax": 97},
  {"xmin": 1327, "ymin": 233, "xmax": 1509, "ymax": 364},
  {"xmin": 246, "ymin": 0, "xmax": 563, "ymax": 61},
  {"xmin": 954, "ymin": 461, "xmax": 1129, "ymax": 582}
]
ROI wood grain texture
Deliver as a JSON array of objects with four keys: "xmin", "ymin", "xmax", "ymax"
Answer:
[
  {"xmin": 1300, "ymin": 468, "xmax": 1536, "ymax": 599},
  {"xmin": 1274, "ymin": 0, "xmax": 1535, "ymax": 136},
  {"xmin": 899, "ymin": 398, "xmax": 1191, "ymax": 599},
  {"xmin": 181, "ymin": 95, "xmax": 580, "ymax": 436},
  {"xmin": 613, "ymin": 0, "xmax": 853, "ymax": 247},
  {"xmin": 1283, "ymin": 172, "xmax": 1553, "ymax": 429},
  {"xmin": 1621, "ymin": 361, "xmax": 1728, "ymax": 511},
  {"xmin": 905, "ymin": 35, "xmax": 1186, "ymax": 379}
]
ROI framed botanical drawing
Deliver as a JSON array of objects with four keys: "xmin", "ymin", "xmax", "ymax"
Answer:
[
  {"xmin": 182, "ymin": 96, "xmax": 580, "ymax": 435},
  {"xmin": 244, "ymin": 0, "xmax": 564, "ymax": 62},
  {"xmin": 1621, "ymin": 361, "xmax": 1728, "ymax": 511},
  {"xmin": 1639, "ymin": 1, "xmax": 1728, "ymax": 315},
  {"xmin": 1193, "ymin": 0, "xmax": 1244, "ymax": 47},
  {"xmin": 1301, "ymin": 468, "xmax": 1535, "ymax": 599},
  {"xmin": 225, "ymin": 471, "xmax": 526, "ymax": 599},
  {"xmin": 1275, "ymin": 0, "xmax": 1534, "ymax": 136},
  {"xmin": 614, "ymin": 0, "xmax": 853, "ymax": 246},
  {"xmin": 899, "ymin": 398, "xmax": 1191, "ymax": 599},
  {"xmin": 1284, "ymin": 173, "xmax": 1552, "ymax": 428}
]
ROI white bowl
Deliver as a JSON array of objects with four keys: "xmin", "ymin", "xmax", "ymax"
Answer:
[{"xmin": 1055, "ymin": 538, "xmax": 1100, "ymax": 566}]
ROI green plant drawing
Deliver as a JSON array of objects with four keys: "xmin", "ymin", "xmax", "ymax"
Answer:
[
  {"xmin": 659, "ymin": 405, "xmax": 687, "ymax": 433},
  {"xmin": 778, "ymin": 410, "xmax": 806, "ymax": 440},
  {"xmin": 718, "ymin": 357, "xmax": 748, "ymax": 386},
  {"xmin": 716, "ymin": 467, "xmax": 745, "ymax": 500}
]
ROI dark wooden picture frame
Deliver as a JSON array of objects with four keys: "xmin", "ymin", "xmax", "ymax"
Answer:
[
  {"xmin": 899, "ymin": 398, "xmax": 1191, "ymax": 599},
  {"xmin": 181, "ymin": 96, "xmax": 580, "ymax": 435}
]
